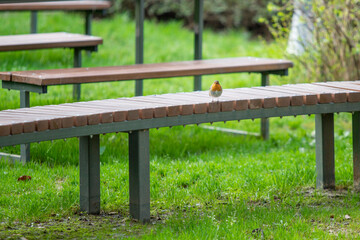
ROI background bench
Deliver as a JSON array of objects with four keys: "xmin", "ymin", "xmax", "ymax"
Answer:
[
  {"xmin": 1, "ymin": 81, "xmax": 360, "ymax": 222},
  {"xmin": 0, "ymin": 1, "xmax": 111, "ymax": 34}
]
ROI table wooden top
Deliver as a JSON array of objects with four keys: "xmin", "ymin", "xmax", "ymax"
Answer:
[
  {"xmin": 0, "ymin": 1, "xmax": 111, "ymax": 11},
  {"xmin": 0, "ymin": 57, "xmax": 293, "ymax": 86},
  {"xmin": 1, "ymin": 81, "xmax": 360, "ymax": 136},
  {"xmin": 0, "ymin": 32, "xmax": 103, "ymax": 52}
]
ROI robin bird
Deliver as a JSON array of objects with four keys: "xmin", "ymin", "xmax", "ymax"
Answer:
[{"xmin": 209, "ymin": 80, "xmax": 222, "ymax": 102}]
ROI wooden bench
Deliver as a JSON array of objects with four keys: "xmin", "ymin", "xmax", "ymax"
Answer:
[
  {"xmin": 0, "ymin": 1, "xmax": 111, "ymax": 34},
  {"xmin": 1, "ymin": 81, "xmax": 360, "ymax": 222},
  {"xmin": 1, "ymin": 57, "xmax": 292, "ymax": 162},
  {"xmin": 0, "ymin": 32, "xmax": 103, "ymax": 100}
]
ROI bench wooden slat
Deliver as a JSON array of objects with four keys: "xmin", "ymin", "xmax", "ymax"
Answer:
[
  {"xmin": 0, "ymin": 114, "xmax": 36, "ymax": 133},
  {"xmin": 228, "ymin": 89, "xmax": 277, "ymax": 109},
  {"xmin": 316, "ymin": 82, "xmax": 360, "ymax": 92},
  {"xmin": 297, "ymin": 84, "xmax": 347, "ymax": 103},
  {"xmin": 70, "ymin": 101, "xmax": 128, "ymax": 122},
  {"xmin": 0, "ymin": 57, "xmax": 293, "ymax": 86},
  {"xmin": 0, "ymin": 32, "xmax": 103, "ymax": 51},
  {"xmin": 313, "ymin": 83, "xmax": 360, "ymax": 102},
  {"xmin": 128, "ymin": 96, "xmax": 182, "ymax": 117},
  {"xmin": 0, "ymin": 1, "xmax": 111, "ymax": 11},
  {"xmin": 146, "ymin": 95, "xmax": 194, "ymax": 116},
  {"xmin": 280, "ymin": 84, "xmax": 335, "ymax": 104},
  {"xmin": 263, "ymin": 85, "xmax": 318, "ymax": 105},
  {"xmin": 251, "ymin": 86, "xmax": 304, "ymax": 106},
  {"xmin": 235, "ymin": 87, "xmax": 291, "ymax": 108}
]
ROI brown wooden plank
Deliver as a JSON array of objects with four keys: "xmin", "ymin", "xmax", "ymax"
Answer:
[
  {"xmin": 117, "ymin": 99, "xmax": 166, "ymax": 118},
  {"xmin": 266, "ymin": 85, "xmax": 318, "ymax": 105},
  {"xmin": 180, "ymin": 92, "xmax": 221, "ymax": 113},
  {"xmin": 298, "ymin": 83, "xmax": 347, "ymax": 103},
  {"xmin": 1, "ymin": 108, "xmax": 67, "ymax": 130},
  {"xmin": 0, "ymin": 123, "xmax": 11, "ymax": 137},
  {"xmin": 69, "ymin": 100, "xmax": 128, "ymax": 122},
  {"xmin": 0, "ymin": 115, "xmax": 36, "ymax": 133},
  {"xmin": 227, "ymin": 88, "xmax": 277, "ymax": 109},
  {"xmin": 148, "ymin": 95, "xmax": 194, "ymax": 116},
  {"xmin": 240, "ymin": 87, "xmax": 291, "ymax": 107},
  {"xmin": 7, "ymin": 57, "xmax": 293, "ymax": 86},
  {"xmin": 0, "ymin": 1, "xmax": 111, "ymax": 11},
  {"xmin": 0, "ymin": 32, "xmax": 102, "ymax": 52},
  {"xmin": 0, "ymin": 71, "xmax": 11, "ymax": 81},
  {"xmin": 60, "ymin": 103, "xmax": 115, "ymax": 124},
  {"xmin": 249, "ymin": 86, "xmax": 304, "ymax": 106},
  {"xmin": 0, "ymin": 110, "xmax": 49, "ymax": 132},
  {"xmin": 312, "ymin": 82, "xmax": 360, "ymax": 103},
  {"xmin": 125, "ymin": 96, "xmax": 181, "ymax": 117},
  {"xmin": 280, "ymin": 84, "xmax": 333, "ymax": 104},
  {"xmin": 0, "ymin": 119, "xmax": 23, "ymax": 136},
  {"xmin": 162, "ymin": 93, "xmax": 208, "ymax": 114}
]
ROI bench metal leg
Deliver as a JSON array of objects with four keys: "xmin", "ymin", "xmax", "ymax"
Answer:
[
  {"xmin": 353, "ymin": 112, "xmax": 360, "ymax": 190},
  {"xmin": 30, "ymin": 11, "xmax": 37, "ymax": 34},
  {"xmin": 315, "ymin": 113, "xmax": 335, "ymax": 189},
  {"xmin": 73, "ymin": 48, "xmax": 82, "ymax": 101},
  {"xmin": 261, "ymin": 73, "xmax": 270, "ymax": 140},
  {"xmin": 79, "ymin": 135, "xmax": 100, "ymax": 214},
  {"xmin": 193, "ymin": 0, "xmax": 203, "ymax": 91},
  {"xmin": 135, "ymin": 0, "xmax": 144, "ymax": 96},
  {"xmin": 20, "ymin": 91, "xmax": 31, "ymax": 163},
  {"xmin": 129, "ymin": 130, "xmax": 150, "ymax": 222},
  {"xmin": 85, "ymin": 11, "xmax": 92, "ymax": 36}
]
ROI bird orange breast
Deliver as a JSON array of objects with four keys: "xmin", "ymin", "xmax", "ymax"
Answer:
[{"xmin": 211, "ymin": 83, "xmax": 222, "ymax": 91}]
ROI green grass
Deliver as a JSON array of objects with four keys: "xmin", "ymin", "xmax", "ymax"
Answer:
[{"xmin": 0, "ymin": 11, "xmax": 359, "ymax": 239}]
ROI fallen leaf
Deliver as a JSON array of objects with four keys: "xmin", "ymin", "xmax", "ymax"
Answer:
[
  {"xmin": 345, "ymin": 215, "xmax": 351, "ymax": 220},
  {"xmin": 17, "ymin": 175, "xmax": 31, "ymax": 181}
]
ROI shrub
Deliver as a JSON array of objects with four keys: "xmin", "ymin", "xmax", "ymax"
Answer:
[
  {"xmin": 109, "ymin": 0, "xmax": 276, "ymax": 38},
  {"xmin": 267, "ymin": 0, "xmax": 360, "ymax": 82}
]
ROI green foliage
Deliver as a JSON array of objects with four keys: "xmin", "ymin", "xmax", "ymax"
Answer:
[
  {"xmin": 110, "ymin": 0, "xmax": 276, "ymax": 38},
  {"xmin": 268, "ymin": 0, "xmax": 360, "ymax": 82}
]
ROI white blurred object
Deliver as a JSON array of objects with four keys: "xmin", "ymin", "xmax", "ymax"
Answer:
[{"xmin": 287, "ymin": 0, "xmax": 314, "ymax": 55}]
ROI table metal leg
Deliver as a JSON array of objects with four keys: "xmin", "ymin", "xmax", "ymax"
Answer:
[
  {"xmin": 135, "ymin": 0, "xmax": 144, "ymax": 96},
  {"xmin": 194, "ymin": 0, "xmax": 203, "ymax": 91},
  {"xmin": 31, "ymin": 11, "xmax": 37, "ymax": 34},
  {"xmin": 261, "ymin": 73, "xmax": 269, "ymax": 140},
  {"xmin": 79, "ymin": 135, "xmax": 100, "ymax": 214},
  {"xmin": 20, "ymin": 90, "xmax": 31, "ymax": 163},
  {"xmin": 129, "ymin": 130, "xmax": 150, "ymax": 223},
  {"xmin": 73, "ymin": 48, "xmax": 82, "ymax": 101},
  {"xmin": 315, "ymin": 113, "xmax": 335, "ymax": 189},
  {"xmin": 85, "ymin": 11, "xmax": 92, "ymax": 36},
  {"xmin": 353, "ymin": 112, "xmax": 360, "ymax": 190}
]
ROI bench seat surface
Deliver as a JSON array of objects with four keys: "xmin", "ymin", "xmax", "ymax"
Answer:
[
  {"xmin": 1, "ymin": 81, "xmax": 360, "ymax": 137},
  {"xmin": 0, "ymin": 32, "xmax": 103, "ymax": 52},
  {"xmin": 0, "ymin": 57, "xmax": 293, "ymax": 86},
  {"xmin": 0, "ymin": 1, "xmax": 111, "ymax": 11}
]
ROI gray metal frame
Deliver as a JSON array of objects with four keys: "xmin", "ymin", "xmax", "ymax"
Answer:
[
  {"xmin": 1, "ymin": 102, "xmax": 360, "ymax": 222},
  {"xmin": 135, "ymin": 0, "xmax": 144, "ymax": 96},
  {"xmin": 315, "ymin": 113, "xmax": 335, "ymax": 189},
  {"xmin": 80, "ymin": 134, "xmax": 100, "ymax": 214},
  {"xmin": 28, "ymin": 9, "xmax": 94, "ymax": 35},
  {"xmin": 194, "ymin": 0, "xmax": 203, "ymax": 91}
]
